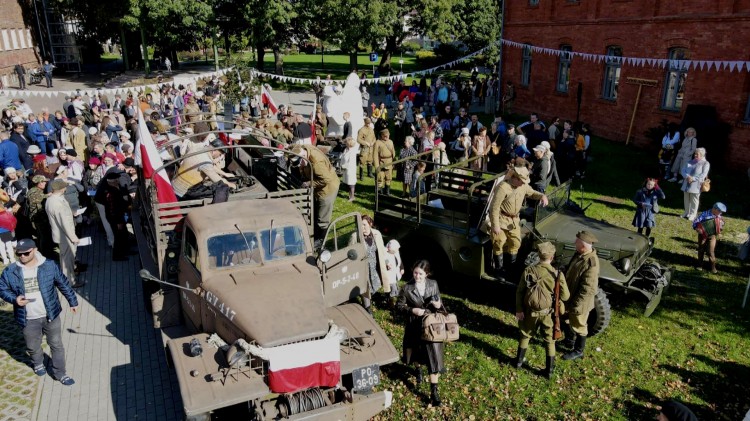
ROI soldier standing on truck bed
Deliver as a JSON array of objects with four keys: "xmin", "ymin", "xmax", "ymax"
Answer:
[
  {"xmin": 488, "ymin": 166, "xmax": 548, "ymax": 280},
  {"xmin": 290, "ymin": 144, "xmax": 340, "ymax": 243},
  {"xmin": 560, "ymin": 230, "xmax": 600, "ymax": 361},
  {"xmin": 373, "ymin": 129, "xmax": 396, "ymax": 196},
  {"xmin": 514, "ymin": 241, "xmax": 569, "ymax": 379}
]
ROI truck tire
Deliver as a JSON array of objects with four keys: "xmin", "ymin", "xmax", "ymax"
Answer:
[{"xmin": 586, "ymin": 288, "xmax": 611, "ymax": 337}]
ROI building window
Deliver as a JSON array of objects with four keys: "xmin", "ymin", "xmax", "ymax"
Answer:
[
  {"xmin": 557, "ymin": 45, "xmax": 572, "ymax": 93},
  {"xmin": 529, "ymin": 0, "xmax": 539, "ymax": 5},
  {"xmin": 602, "ymin": 46, "xmax": 622, "ymax": 101},
  {"xmin": 662, "ymin": 48, "xmax": 689, "ymax": 111},
  {"xmin": 521, "ymin": 44, "xmax": 532, "ymax": 87}
]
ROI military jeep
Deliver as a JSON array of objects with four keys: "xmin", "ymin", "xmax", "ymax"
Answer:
[{"xmin": 374, "ymin": 156, "xmax": 672, "ymax": 336}]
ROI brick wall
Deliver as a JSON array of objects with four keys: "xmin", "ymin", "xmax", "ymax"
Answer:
[
  {"xmin": 0, "ymin": 0, "xmax": 40, "ymax": 86},
  {"xmin": 502, "ymin": 0, "xmax": 750, "ymax": 170}
]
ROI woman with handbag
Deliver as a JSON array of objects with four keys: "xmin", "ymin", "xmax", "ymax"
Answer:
[
  {"xmin": 397, "ymin": 259, "xmax": 446, "ymax": 407},
  {"xmin": 680, "ymin": 147, "xmax": 710, "ymax": 221}
]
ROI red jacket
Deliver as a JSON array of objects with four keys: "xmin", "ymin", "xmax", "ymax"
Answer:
[{"xmin": 0, "ymin": 210, "xmax": 17, "ymax": 232}]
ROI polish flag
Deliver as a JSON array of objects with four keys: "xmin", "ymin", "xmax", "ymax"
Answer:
[
  {"xmin": 261, "ymin": 84, "xmax": 278, "ymax": 114},
  {"xmin": 309, "ymin": 101, "xmax": 317, "ymax": 145},
  {"xmin": 266, "ymin": 336, "xmax": 341, "ymax": 393},
  {"xmin": 134, "ymin": 111, "xmax": 177, "ymax": 204}
]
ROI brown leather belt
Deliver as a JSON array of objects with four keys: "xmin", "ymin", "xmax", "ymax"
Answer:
[{"xmin": 502, "ymin": 211, "xmax": 519, "ymax": 218}]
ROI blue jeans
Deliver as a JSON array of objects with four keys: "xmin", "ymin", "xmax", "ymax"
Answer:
[
  {"xmin": 37, "ymin": 141, "xmax": 53, "ymax": 155},
  {"xmin": 22, "ymin": 316, "xmax": 66, "ymax": 379}
]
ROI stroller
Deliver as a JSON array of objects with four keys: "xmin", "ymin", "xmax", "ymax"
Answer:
[{"xmin": 28, "ymin": 68, "xmax": 43, "ymax": 85}]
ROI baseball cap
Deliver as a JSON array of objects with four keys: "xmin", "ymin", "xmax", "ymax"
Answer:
[
  {"xmin": 16, "ymin": 239, "xmax": 36, "ymax": 252},
  {"xmin": 50, "ymin": 179, "xmax": 68, "ymax": 191}
]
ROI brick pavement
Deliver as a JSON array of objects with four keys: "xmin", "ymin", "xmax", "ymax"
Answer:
[{"xmin": 26, "ymin": 225, "xmax": 182, "ymax": 421}]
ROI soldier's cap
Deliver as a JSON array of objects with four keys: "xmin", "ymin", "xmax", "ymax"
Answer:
[
  {"xmin": 16, "ymin": 238, "xmax": 36, "ymax": 253},
  {"xmin": 576, "ymin": 230, "xmax": 598, "ymax": 244},
  {"xmin": 364, "ymin": 117, "xmax": 372, "ymax": 124},
  {"xmin": 536, "ymin": 241, "xmax": 556, "ymax": 257},
  {"xmin": 50, "ymin": 179, "xmax": 68, "ymax": 192},
  {"xmin": 511, "ymin": 166, "xmax": 530, "ymax": 183},
  {"xmin": 379, "ymin": 128, "xmax": 390, "ymax": 136},
  {"xmin": 32, "ymin": 175, "xmax": 48, "ymax": 184},
  {"xmin": 713, "ymin": 202, "xmax": 727, "ymax": 213}
]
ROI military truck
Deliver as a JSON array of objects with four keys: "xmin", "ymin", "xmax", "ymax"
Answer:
[
  {"xmin": 133, "ymin": 129, "xmax": 399, "ymax": 420},
  {"xmin": 374, "ymin": 156, "xmax": 672, "ymax": 336}
]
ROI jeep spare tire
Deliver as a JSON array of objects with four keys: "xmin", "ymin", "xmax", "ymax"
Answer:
[{"xmin": 586, "ymin": 288, "xmax": 611, "ymax": 336}]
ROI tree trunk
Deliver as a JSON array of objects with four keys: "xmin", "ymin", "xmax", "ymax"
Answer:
[
  {"xmin": 378, "ymin": 36, "xmax": 400, "ymax": 74},
  {"xmin": 349, "ymin": 51, "xmax": 358, "ymax": 72},
  {"xmin": 256, "ymin": 43, "xmax": 265, "ymax": 71},
  {"xmin": 273, "ymin": 46, "xmax": 283, "ymax": 75},
  {"xmin": 224, "ymin": 32, "xmax": 231, "ymax": 59}
]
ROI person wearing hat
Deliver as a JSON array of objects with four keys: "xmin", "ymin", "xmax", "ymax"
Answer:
[
  {"xmin": 559, "ymin": 230, "xmax": 600, "ymax": 361},
  {"xmin": 692, "ymin": 202, "xmax": 726, "ymax": 273},
  {"xmin": 289, "ymin": 144, "xmax": 339, "ymax": 241},
  {"xmin": 357, "ymin": 117, "xmax": 376, "ymax": 180},
  {"xmin": 372, "ymin": 128, "xmax": 396, "ymax": 195},
  {"xmin": 0, "ymin": 238, "xmax": 79, "ymax": 385},
  {"xmin": 530, "ymin": 144, "xmax": 551, "ymax": 193},
  {"xmin": 45, "ymin": 178, "xmax": 83, "ymax": 288},
  {"xmin": 488, "ymin": 166, "xmax": 548, "ymax": 280},
  {"xmin": 514, "ymin": 241, "xmax": 569, "ymax": 378}
]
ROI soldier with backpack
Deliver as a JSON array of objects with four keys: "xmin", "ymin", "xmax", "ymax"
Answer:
[{"xmin": 514, "ymin": 241, "xmax": 569, "ymax": 379}]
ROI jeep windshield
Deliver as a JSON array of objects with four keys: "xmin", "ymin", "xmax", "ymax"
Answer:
[
  {"xmin": 535, "ymin": 181, "xmax": 572, "ymax": 224},
  {"xmin": 206, "ymin": 226, "xmax": 306, "ymax": 269}
]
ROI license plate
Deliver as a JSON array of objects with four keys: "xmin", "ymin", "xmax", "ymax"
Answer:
[{"xmin": 352, "ymin": 364, "xmax": 380, "ymax": 391}]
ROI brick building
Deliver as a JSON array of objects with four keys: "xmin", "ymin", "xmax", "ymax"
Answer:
[
  {"xmin": 0, "ymin": 0, "xmax": 41, "ymax": 88},
  {"xmin": 500, "ymin": 0, "xmax": 750, "ymax": 170}
]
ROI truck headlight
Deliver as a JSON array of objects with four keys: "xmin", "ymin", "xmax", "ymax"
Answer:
[
  {"xmin": 618, "ymin": 257, "xmax": 631, "ymax": 274},
  {"xmin": 319, "ymin": 249, "xmax": 332, "ymax": 264}
]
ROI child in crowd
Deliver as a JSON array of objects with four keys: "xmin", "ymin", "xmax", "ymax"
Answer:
[
  {"xmin": 383, "ymin": 239, "xmax": 404, "ymax": 307},
  {"xmin": 0, "ymin": 189, "xmax": 17, "ymax": 265},
  {"xmin": 340, "ymin": 137, "xmax": 358, "ymax": 202},
  {"xmin": 632, "ymin": 178, "xmax": 665, "ymax": 237}
]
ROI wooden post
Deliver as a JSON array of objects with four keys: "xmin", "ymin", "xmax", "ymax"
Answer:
[{"xmin": 625, "ymin": 77, "xmax": 657, "ymax": 145}]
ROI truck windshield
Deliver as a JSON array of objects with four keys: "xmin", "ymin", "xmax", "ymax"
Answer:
[
  {"xmin": 535, "ymin": 181, "xmax": 571, "ymax": 225},
  {"xmin": 207, "ymin": 232, "xmax": 262, "ymax": 269},
  {"xmin": 259, "ymin": 226, "xmax": 306, "ymax": 261}
]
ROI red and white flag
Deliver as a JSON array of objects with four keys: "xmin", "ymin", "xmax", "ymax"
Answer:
[
  {"xmin": 261, "ymin": 84, "xmax": 278, "ymax": 114},
  {"xmin": 133, "ymin": 111, "xmax": 177, "ymax": 204},
  {"xmin": 309, "ymin": 101, "xmax": 316, "ymax": 145},
  {"xmin": 266, "ymin": 336, "xmax": 341, "ymax": 393}
]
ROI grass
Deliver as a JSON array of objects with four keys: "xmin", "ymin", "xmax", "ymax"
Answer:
[{"xmin": 328, "ymin": 115, "xmax": 750, "ymax": 419}]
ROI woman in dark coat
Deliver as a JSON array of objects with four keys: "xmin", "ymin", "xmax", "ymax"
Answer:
[
  {"xmin": 397, "ymin": 259, "xmax": 446, "ymax": 407},
  {"xmin": 632, "ymin": 178, "xmax": 665, "ymax": 237}
]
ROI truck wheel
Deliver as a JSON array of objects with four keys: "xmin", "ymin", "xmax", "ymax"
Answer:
[{"xmin": 586, "ymin": 288, "xmax": 611, "ymax": 337}]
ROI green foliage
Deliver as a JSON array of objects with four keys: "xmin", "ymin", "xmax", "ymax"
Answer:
[
  {"xmin": 433, "ymin": 43, "xmax": 464, "ymax": 63},
  {"xmin": 415, "ymin": 50, "xmax": 437, "ymax": 66},
  {"xmin": 221, "ymin": 58, "xmax": 259, "ymax": 104},
  {"xmin": 401, "ymin": 41, "xmax": 423, "ymax": 54}
]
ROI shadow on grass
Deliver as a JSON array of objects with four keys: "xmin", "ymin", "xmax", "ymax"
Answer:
[{"xmin": 661, "ymin": 354, "xmax": 750, "ymax": 420}]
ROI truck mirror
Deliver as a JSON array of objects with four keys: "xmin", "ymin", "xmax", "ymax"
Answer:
[
  {"xmin": 139, "ymin": 269, "xmax": 159, "ymax": 282},
  {"xmin": 319, "ymin": 249, "xmax": 332, "ymax": 264},
  {"xmin": 347, "ymin": 249, "xmax": 358, "ymax": 261}
]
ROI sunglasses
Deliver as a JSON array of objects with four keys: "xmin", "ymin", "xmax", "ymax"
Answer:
[{"xmin": 16, "ymin": 250, "xmax": 33, "ymax": 257}]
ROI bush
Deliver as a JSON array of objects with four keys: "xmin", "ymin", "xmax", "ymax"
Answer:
[
  {"xmin": 433, "ymin": 43, "xmax": 463, "ymax": 62},
  {"xmin": 415, "ymin": 50, "xmax": 437, "ymax": 66},
  {"xmin": 401, "ymin": 41, "xmax": 422, "ymax": 54}
]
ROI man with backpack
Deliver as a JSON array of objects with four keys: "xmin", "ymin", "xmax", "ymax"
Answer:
[{"xmin": 514, "ymin": 241, "xmax": 569, "ymax": 379}]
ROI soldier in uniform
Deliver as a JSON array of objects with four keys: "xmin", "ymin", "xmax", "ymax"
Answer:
[
  {"xmin": 560, "ymin": 230, "xmax": 600, "ymax": 361},
  {"xmin": 290, "ymin": 144, "xmax": 340, "ymax": 242},
  {"xmin": 26, "ymin": 175, "xmax": 51, "ymax": 256},
  {"xmin": 514, "ymin": 241, "xmax": 569, "ymax": 378},
  {"xmin": 357, "ymin": 117, "xmax": 376, "ymax": 180},
  {"xmin": 488, "ymin": 166, "xmax": 548, "ymax": 280},
  {"xmin": 372, "ymin": 129, "xmax": 396, "ymax": 196}
]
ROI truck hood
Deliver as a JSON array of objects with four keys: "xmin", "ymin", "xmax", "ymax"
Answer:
[
  {"xmin": 536, "ymin": 211, "xmax": 650, "ymax": 257},
  {"xmin": 201, "ymin": 263, "xmax": 329, "ymax": 348}
]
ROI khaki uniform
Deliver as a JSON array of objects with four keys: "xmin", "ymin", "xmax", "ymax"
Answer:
[
  {"xmin": 373, "ymin": 137, "xmax": 396, "ymax": 188},
  {"xmin": 357, "ymin": 126, "xmax": 376, "ymax": 166},
  {"xmin": 488, "ymin": 181, "xmax": 543, "ymax": 254},
  {"xmin": 298, "ymin": 145, "xmax": 340, "ymax": 199},
  {"xmin": 563, "ymin": 249, "xmax": 599, "ymax": 336},
  {"xmin": 516, "ymin": 262, "xmax": 570, "ymax": 355}
]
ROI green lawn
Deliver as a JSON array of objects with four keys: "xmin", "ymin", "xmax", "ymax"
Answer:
[
  {"xmin": 329, "ymin": 118, "xmax": 750, "ymax": 420},
  {"xmin": 259, "ymin": 52, "xmax": 418, "ymax": 75}
]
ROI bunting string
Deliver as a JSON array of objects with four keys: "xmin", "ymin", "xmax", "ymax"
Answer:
[{"xmin": 1, "ymin": 37, "xmax": 748, "ymax": 99}]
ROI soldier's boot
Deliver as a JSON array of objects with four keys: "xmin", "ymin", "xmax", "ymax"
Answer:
[
  {"xmin": 503, "ymin": 253, "xmax": 517, "ymax": 281},
  {"xmin": 384, "ymin": 185, "xmax": 391, "ymax": 196},
  {"xmin": 414, "ymin": 365, "xmax": 423, "ymax": 386},
  {"xmin": 359, "ymin": 166, "xmax": 363, "ymax": 181},
  {"xmin": 429, "ymin": 383, "xmax": 442, "ymax": 407},
  {"xmin": 492, "ymin": 254, "xmax": 504, "ymax": 278},
  {"xmin": 367, "ymin": 164, "xmax": 373, "ymax": 177},
  {"xmin": 563, "ymin": 335, "xmax": 587, "ymax": 361},
  {"xmin": 544, "ymin": 356, "xmax": 556, "ymax": 379},
  {"xmin": 514, "ymin": 346, "xmax": 527, "ymax": 369},
  {"xmin": 559, "ymin": 324, "xmax": 575, "ymax": 350}
]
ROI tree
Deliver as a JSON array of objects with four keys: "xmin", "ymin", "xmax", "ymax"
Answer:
[{"xmin": 245, "ymin": 0, "xmax": 297, "ymax": 73}]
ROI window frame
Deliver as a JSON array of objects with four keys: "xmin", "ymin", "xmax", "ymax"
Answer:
[
  {"xmin": 556, "ymin": 45, "xmax": 573, "ymax": 93},
  {"xmin": 743, "ymin": 95, "xmax": 750, "ymax": 123},
  {"xmin": 183, "ymin": 227, "xmax": 201, "ymax": 273},
  {"xmin": 521, "ymin": 44, "xmax": 532, "ymax": 87},
  {"xmin": 661, "ymin": 47, "xmax": 689, "ymax": 111},
  {"xmin": 602, "ymin": 46, "xmax": 622, "ymax": 101}
]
